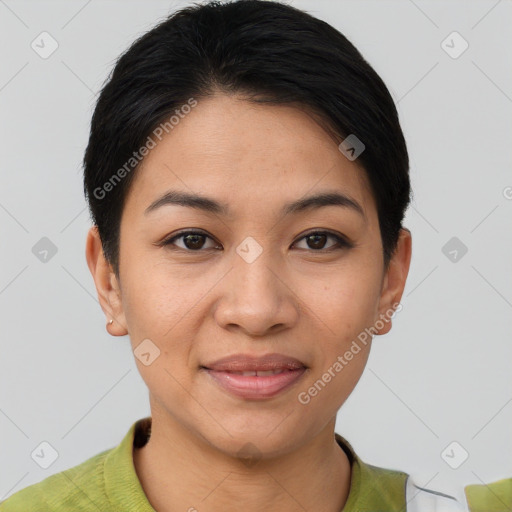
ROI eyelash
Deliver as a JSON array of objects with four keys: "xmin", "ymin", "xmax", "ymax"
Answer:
[{"xmin": 159, "ymin": 229, "xmax": 353, "ymax": 253}]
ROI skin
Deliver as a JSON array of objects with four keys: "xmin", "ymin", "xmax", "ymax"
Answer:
[{"xmin": 86, "ymin": 92, "xmax": 412, "ymax": 512}]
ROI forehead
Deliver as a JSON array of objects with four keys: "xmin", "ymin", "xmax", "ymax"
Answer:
[{"xmin": 123, "ymin": 93, "xmax": 376, "ymax": 222}]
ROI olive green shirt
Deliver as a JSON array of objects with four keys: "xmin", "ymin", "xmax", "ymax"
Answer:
[{"xmin": 0, "ymin": 416, "xmax": 409, "ymax": 511}]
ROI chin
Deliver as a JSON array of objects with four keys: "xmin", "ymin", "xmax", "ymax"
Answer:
[{"xmin": 205, "ymin": 422, "xmax": 305, "ymax": 459}]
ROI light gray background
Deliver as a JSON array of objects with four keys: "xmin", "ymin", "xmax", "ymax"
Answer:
[{"xmin": 1, "ymin": 0, "xmax": 511, "ymax": 503}]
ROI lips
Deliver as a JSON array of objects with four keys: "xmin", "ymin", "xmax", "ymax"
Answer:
[
  {"xmin": 200, "ymin": 353, "xmax": 308, "ymax": 399},
  {"xmin": 224, "ymin": 369, "xmax": 289, "ymax": 376},
  {"xmin": 201, "ymin": 352, "xmax": 307, "ymax": 372}
]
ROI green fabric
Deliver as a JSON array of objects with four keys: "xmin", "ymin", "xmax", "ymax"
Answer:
[
  {"xmin": 465, "ymin": 477, "xmax": 512, "ymax": 512},
  {"xmin": 335, "ymin": 433, "xmax": 408, "ymax": 511},
  {"xmin": 0, "ymin": 416, "xmax": 408, "ymax": 511},
  {"xmin": 0, "ymin": 417, "xmax": 154, "ymax": 512}
]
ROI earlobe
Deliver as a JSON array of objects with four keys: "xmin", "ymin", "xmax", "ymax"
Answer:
[
  {"xmin": 374, "ymin": 228, "xmax": 412, "ymax": 336},
  {"xmin": 85, "ymin": 226, "xmax": 128, "ymax": 336}
]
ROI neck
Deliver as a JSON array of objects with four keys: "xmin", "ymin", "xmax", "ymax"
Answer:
[{"xmin": 133, "ymin": 410, "xmax": 352, "ymax": 512}]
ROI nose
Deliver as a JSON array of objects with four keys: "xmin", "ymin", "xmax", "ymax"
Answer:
[{"xmin": 213, "ymin": 242, "xmax": 300, "ymax": 337}]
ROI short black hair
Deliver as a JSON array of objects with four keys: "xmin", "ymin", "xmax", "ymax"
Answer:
[{"xmin": 83, "ymin": 0, "xmax": 411, "ymax": 278}]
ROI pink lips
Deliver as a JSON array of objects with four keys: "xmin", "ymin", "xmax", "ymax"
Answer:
[{"xmin": 201, "ymin": 353, "xmax": 307, "ymax": 400}]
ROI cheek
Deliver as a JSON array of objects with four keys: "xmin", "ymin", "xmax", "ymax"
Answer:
[
  {"xmin": 120, "ymin": 263, "xmax": 201, "ymax": 377},
  {"xmin": 308, "ymin": 269, "xmax": 381, "ymax": 335},
  {"xmin": 120, "ymin": 259, "xmax": 186, "ymax": 336},
  {"xmin": 299, "ymin": 337, "xmax": 371, "ymax": 417}
]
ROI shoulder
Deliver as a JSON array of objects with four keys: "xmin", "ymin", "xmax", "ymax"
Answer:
[
  {"xmin": 0, "ymin": 418, "xmax": 147, "ymax": 512},
  {"xmin": 0, "ymin": 446, "xmax": 113, "ymax": 511},
  {"xmin": 464, "ymin": 477, "xmax": 512, "ymax": 512},
  {"xmin": 335, "ymin": 433, "xmax": 474, "ymax": 511},
  {"xmin": 336, "ymin": 433, "xmax": 409, "ymax": 510},
  {"xmin": 406, "ymin": 474, "xmax": 512, "ymax": 511}
]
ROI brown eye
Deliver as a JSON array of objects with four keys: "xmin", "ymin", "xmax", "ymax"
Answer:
[
  {"xmin": 162, "ymin": 231, "xmax": 219, "ymax": 251},
  {"xmin": 306, "ymin": 233, "xmax": 328, "ymax": 250},
  {"xmin": 293, "ymin": 231, "xmax": 351, "ymax": 251},
  {"xmin": 181, "ymin": 233, "xmax": 206, "ymax": 250}
]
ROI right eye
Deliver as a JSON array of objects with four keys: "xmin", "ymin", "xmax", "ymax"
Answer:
[{"xmin": 160, "ymin": 230, "xmax": 221, "ymax": 251}]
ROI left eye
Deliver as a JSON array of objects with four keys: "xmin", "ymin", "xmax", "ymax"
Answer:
[
  {"xmin": 161, "ymin": 230, "xmax": 350, "ymax": 252},
  {"xmin": 293, "ymin": 231, "xmax": 349, "ymax": 251}
]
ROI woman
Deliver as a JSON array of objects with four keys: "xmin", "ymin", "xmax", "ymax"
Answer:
[{"xmin": 2, "ymin": 1, "xmax": 500, "ymax": 510}]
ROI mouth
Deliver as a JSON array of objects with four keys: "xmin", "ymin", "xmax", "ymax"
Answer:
[
  {"xmin": 214, "ymin": 368, "xmax": 295, "ymax": 376},
  {"xmin": 200, "ymin": 353, "xmax": 308, "ymax": 400}
]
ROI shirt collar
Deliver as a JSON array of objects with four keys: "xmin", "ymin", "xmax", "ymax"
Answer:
[{"xmin": 103, "ymin": 416, "xmax": 154, "ymax": 511}]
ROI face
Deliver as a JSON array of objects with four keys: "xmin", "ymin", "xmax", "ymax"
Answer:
[{"xmin": 87, "ymin": 93, "xmax": 411, "ymax": 458}]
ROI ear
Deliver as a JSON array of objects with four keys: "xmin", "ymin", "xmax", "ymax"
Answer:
[
  {"xmin": 374, "ymin": 228, "xmax": 412, "ymax": 335},
  {"xmin": 85, "ymin": 225, "xmax": 128, "ymax": 336}
]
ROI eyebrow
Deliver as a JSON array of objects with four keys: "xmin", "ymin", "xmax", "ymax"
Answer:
[{"xmin": 144, "ymin": 190, "xmax": 365, "ymax": 219}]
